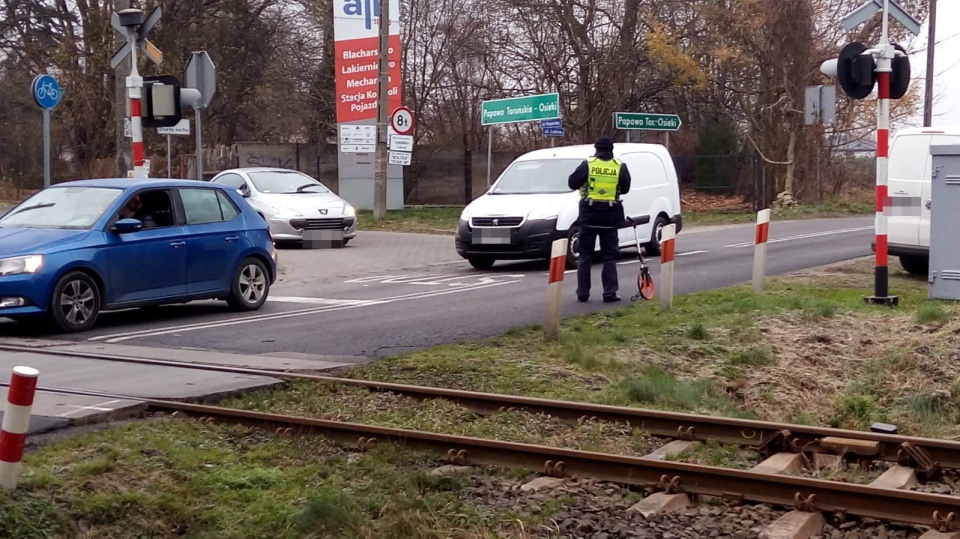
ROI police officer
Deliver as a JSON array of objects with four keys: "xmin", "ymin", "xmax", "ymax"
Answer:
[{"xmin": 567, "ymin": 136, "xmax": 632, "ymax": 303}]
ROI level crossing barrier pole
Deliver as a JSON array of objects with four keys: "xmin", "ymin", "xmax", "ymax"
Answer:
[
  {"xmin": 753, "ymin": 209, "xmax": 771, "ymax": 294},
  {"xmin": 545, "ymin": 239, "xmax": 568, "ymax": 341},
  {"xmin": 0, "ymin": 366, "xmax": 39, "ymax": 491},
  {"xmin": 660, "ymin": 224, "xmax": 676, "ymax": 309}
]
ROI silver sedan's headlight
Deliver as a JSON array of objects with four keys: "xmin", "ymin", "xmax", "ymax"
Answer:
[
  {"xmin": 0, "ymin": 255, "xmax": 44, "ymax": 276},
  {"xmin": 269, "ymin": 206, "xmax": 302, "ymax": 219},
  {"xmin": 343, "ymin": 203, "xmax": 356, "ymax": 217}
]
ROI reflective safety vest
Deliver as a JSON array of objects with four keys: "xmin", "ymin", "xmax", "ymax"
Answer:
[{"xmin": 581, "ymin": 156, "xmax": 622, "ymax": 202}]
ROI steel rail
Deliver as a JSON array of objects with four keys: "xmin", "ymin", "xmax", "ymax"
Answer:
[
  {"xmin": 146, "ymin": 400, "xmax": 960, "ymax": 530},
  {"xmin": 3, "ymin": 343, "xmax": 959, "ymax": 472},
  {"xmin": 13, "ymin": 383, "xmax": 960, "ymax": 530}
]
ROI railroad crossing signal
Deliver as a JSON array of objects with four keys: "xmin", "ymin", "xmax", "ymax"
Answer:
[
  {"xmin": 820, "ymin": 0, "xmax": 919, "ymax": 101},
  {"xmin": 110, "ymin": 6, "xmax": 163, "ymax": 69}
]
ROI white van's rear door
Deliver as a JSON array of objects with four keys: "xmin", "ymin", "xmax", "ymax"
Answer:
[{"xmin": 888, "ymin": 133, "xmax": 931, "ymax": 248}]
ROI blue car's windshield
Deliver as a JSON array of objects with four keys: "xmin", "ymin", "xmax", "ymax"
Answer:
[{"xmin": 0, "ymin": 187, "xmax": 124, "ymax": 229}]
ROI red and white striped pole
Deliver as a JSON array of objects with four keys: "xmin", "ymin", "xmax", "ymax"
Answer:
[
  {"xmin": 130, "ymin": 89, "xmax": 146, "ymax": 177},
  {"xmin": 0, "ymin": 366, "xmax": 39, "ymax": 491},
  {"xmin": 753, "ymin": 209, "xmax": 771, "ymax": 293},
  {"xmin": 660, "ymin": 224, "xmax": 676, "ymax": 309},
  {"xmin": 545, "ymin": 238, "xmax": 568, "ymax": 341},
  {"xmin": 126, "ymin": 29, "xmax": 146, "ymax": 179},
  {"xmin": 869, "ymin": 48, "xmax": 896, "ymax": 305}
]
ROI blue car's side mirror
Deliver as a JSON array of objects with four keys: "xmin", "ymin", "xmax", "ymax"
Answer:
[{"xmin": 114, "ymin": 218, "xmax": 143, "ymax": 233}]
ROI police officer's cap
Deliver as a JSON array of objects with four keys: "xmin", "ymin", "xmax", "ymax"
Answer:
[{"xmin": 594, "ymin": 136, "xmax": 614, "ymax": 151}]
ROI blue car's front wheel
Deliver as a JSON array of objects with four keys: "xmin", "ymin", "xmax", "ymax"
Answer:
[{"xmin": 49, "ymin": 271, "xmax": 101, "ymax": 333}]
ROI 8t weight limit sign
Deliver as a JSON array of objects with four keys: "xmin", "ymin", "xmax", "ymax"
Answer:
[{"xmin": 390, "ymin": 107, "xmax": 414, "ymax": 135}]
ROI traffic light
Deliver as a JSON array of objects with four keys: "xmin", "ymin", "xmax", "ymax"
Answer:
[
  {"xmin": 820, "ymin": 42, "xmax": 911, "ymax": 100},
  {"xmin": 141, "ymin": 75, "xmax": 202, "ymax": 128}
]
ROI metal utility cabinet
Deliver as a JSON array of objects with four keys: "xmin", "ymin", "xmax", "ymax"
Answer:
[{"xmin": 929, "ymin": 144, "xmax": 960, "ymax": 300}]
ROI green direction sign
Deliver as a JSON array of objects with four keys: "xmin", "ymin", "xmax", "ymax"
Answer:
[
  {"xmin": 614, "ymin": 112, "xmax": 682, "ymax": 132},
  {"xmin": 481, "ymin": 93, "xmax": 560, "ymax": 126}
]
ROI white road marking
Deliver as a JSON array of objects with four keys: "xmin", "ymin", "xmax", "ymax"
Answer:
[
  {"xmin": 345, "ymin": 273, "xmax": 525, "ymax": 287},
  {"xmin": 91, "ymin": 279, "xmax": 523, "ymax": 343},
  {"xmin": 267, "ymin": 297, "xmax": 371, "ymax": 306},
  {"xmin": 88, "ymin": 281, "xmax": 503, "ymax": 343},
  {"xmin": 56, "ymin": 399, "xmax": 126, "ymax": 418},
  {"xmin": 724, "ymin": 227, "xmax": 872, "ymax": 248},
  {"xmin": 677, "ymin": 250, "xmax": 709, "ymax": 256}
]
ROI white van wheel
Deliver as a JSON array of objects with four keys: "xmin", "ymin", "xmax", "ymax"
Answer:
[
  {"xmin": 899, "ymin": 255, "xmax": 928, "ymax": 276},
  {"xmin": 645, "ymin": 216, "xmax": 668, "ymax": 256}
]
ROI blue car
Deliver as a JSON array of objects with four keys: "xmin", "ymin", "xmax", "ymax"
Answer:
[{"xmin": 0, "ymin": 178, "xmax": 278, "ymax": 333}]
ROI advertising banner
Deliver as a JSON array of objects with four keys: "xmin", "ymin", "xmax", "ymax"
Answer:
[
  {"xmin": 333, "ymin": 0, "xmax": 405, "ymax": 210},
  {"xmin": 334, "ymin": 0, "xmax": 402, "ymax": 124}
]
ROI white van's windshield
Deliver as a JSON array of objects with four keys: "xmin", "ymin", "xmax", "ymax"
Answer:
[{"xmin": 491, "ymin": 159, "xmax": 584, "ymax": 194}]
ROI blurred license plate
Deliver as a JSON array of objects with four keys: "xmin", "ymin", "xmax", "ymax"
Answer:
[
  {"xmin": 472, "ymin": 228, "xmax": 511, "ymax": 245},
  {"xmin": 304, "ymin": 229, "xmax": 344, "ymax": 248}
]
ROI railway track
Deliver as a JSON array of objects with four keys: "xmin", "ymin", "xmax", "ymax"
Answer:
[
  {"xmin": 6, "ymin": 344, "xmax": 960, "ymax": 533},
  {"xmin": 12, "ymin": 383, "xmax": 960, "ymax": 535},
  {"xmin": 4, "ymin": 343, "xmax": 959, "ymax": 472}
]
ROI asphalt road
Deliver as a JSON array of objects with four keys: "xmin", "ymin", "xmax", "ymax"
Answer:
[{"xmin": 0, "ymin": 216, "xmax": 874, "ymax": 361}]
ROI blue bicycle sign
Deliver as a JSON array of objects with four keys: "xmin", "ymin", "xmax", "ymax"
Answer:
[{"xmin": 32, "ymin": 74, "xmax": 62, "ymax": 110}]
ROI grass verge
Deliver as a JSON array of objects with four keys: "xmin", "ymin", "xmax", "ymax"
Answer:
[
  {"xmin": 8, "ymin": 255, "xmax": 960, "ymax": 537},
  {"xmin": 355, "ymin": 207, "xmax": 461, "ymax": 234},
  {"xmin": 683, "ymin": 193, "xmax": 873, "ymax": 226}
]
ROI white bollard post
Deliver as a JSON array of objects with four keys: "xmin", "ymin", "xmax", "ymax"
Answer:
[
  {"xmin": 0, "ymin": 366, "xmax": 39, "ymax": 491},
  {"xmin": 545, "ymin": 238, "xmax": 568, "ymax": 341},
  {"xmin": 660, "ymin": 224, "xmax": 676, "ymax": 309},
  {"xmin": 753, "ymin": 209, "xmax": 771, "ymax": 294}
]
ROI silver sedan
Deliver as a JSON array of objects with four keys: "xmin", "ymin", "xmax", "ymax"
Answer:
[{"xmin": 209, "ymin": 167, "xmax": 358, "ymax": 245}]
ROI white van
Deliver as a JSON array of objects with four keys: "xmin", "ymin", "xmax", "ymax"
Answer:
[
  {"xmin": 455, "ymin": 143, "xmax": 682, "ymax": 270},
  {"xmin": 883, "ymin": 127, "xmax": 960, "ymax": 275}
]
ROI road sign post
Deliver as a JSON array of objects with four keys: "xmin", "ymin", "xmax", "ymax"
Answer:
[
  {"xmin": 32, "ymin": 74, "xmax": 61, "ymax": 188},
  {"xmin": 481, "ymin": 93, "xmax": 560, "ymax": 187},
  {"xmin": 805, "ymin": 85, "xmax": 837, "ymax": 201},
  {"xmin": 185, "ymin": 51, "xmax": 216, "ymax": 180},
  {"xmin": 110, "ymin": 6, "xmax": 163, "ymax": 179},
  {"xmin": 824, "ymin": 0, "xmax": 921, "ymax": 307}
]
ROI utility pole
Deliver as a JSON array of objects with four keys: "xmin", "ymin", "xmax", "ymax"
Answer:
[
  {"xmin": 373, "ymin": 0, "xmax": 390, "ymax": 220},
  {"xmin": 924, "ymin": 0, "xmax": 937, "ymax": 127},
  {"xmin": 114, "ymin": 0, "xmax": 132, "ymax": 177}
]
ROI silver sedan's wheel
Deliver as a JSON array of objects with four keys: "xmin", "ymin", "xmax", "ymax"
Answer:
[
  {"xmin": 227, "ymin": 258, "xmax": 269, "ymax": 311},
  {"xmin": 49, "ymin": 271, "xmax": 101, "ymax": 333}
]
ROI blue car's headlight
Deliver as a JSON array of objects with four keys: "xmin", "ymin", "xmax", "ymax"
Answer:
[{"xmin": 0, "ymin": 255, "xmax": 44, "ymax": 276}]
